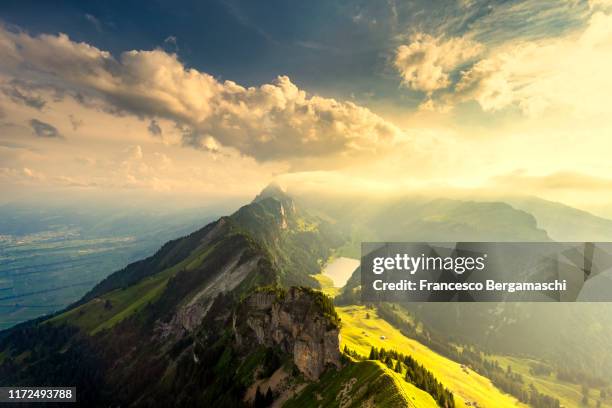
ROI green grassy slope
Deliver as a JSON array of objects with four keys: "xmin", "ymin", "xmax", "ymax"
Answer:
[
  {"xmin": 48, "ymin": 237, "xmax": 223, "ymax": 334},
  {"xmin": 337, "ymin": 305, "xmax": 526, "ymax": 408},
  {"xmin": 284, "ymin": 359, "xmax": 438, "ymax": 408},
  {"xmin": 495, "ymin": 355, "xmax": 612, "ymax": 408},
  {"xmin": 49, "ymin": 263, "xmax": 172, "ymax": 334}
]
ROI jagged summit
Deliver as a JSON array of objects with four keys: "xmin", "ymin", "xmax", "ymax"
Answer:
[
  {"xmin": 253, "ymin": 182, "xmax": 291, "ymax": 203},
  {"xmin": 251, "ymin": 182, "xmax": 297, "ymax": 225}
]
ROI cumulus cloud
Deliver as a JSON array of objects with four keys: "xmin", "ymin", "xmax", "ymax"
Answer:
[
  {"xmin": 29, "ymin": 119, "xmax": 62, "ymax": 138},
  {"xmin": 1, "ymin": 79, "xmax": 46, "ymax": 110},
  {"xmin": 0, "ymin": 25, "xmax": 402, "ymax": 165},
  {"xmin": 452, "ymin": 11, "xmax": 612, "ymax": 116},
  {"xmin": 389, "ymin": 3, "xmax": 612, "ymax": 119},
  {"xmin": 394, "ymin": 33, "xmax": 482, "ymax": 93}
]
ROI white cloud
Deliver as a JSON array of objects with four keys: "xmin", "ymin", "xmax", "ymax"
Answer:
[
  {"xmin": 450, "ymin": 10, "xmax": 612, "ymax": 117},
  {"xmin": 394, "ymin": 33, "xmax": 482, "ymax": 93},
  {"xmin": 0, "ymin": 25, "xmax": 402, "ymax": 165},
  {"xmin": 589, "ymin": 0, "xmax": 612, "ymax": 10}
]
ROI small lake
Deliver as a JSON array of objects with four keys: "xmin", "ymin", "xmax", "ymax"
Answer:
[{"xmin": 322, "ymin": 257, "xmax": 360, "ymax": 288}]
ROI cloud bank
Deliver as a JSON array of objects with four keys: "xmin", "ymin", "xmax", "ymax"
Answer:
[
  {"xmin": 394, "ymin": 6, "xmax": 612, "ymax": 118},
  {"xmin": 492, "ymin": 170, "xmax": 612, "ymax": 192},
  {"xmin": 394, "ymin": 33, "xmax": 482, "ymax": 94},
  {"xmin": 454, "ymin": 11, "xmax": 612, "ymax": 117},
  {"xmin": 0, "ymin": 25, "xmax": 401, "ymax": 165}
]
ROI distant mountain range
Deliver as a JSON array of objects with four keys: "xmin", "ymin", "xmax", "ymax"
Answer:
[
  {"xmin": 325, "ymin": 191, "xmax": 612, "ymax": 380},
  {"xmin": 505, "ymin": 195, "xmax": 612, "ymax": 242}
]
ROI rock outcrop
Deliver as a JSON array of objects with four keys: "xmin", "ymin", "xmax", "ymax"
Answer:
[
  {"xmin": 233, "ymin": 287, "xmax": 341, "ymax": 380},
  {"xmin": 252, "ymin": 182, "xmax": 296, "ymax": 230}
]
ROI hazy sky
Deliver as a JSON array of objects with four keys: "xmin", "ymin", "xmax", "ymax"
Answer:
[{"xmin": 1, "ymin": 0, "xmax": 612, "ymax": 213}]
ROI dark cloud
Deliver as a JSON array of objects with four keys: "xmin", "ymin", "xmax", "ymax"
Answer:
[
  {"xmin": 147, "ymin": 119, "xmax": 162, "ymax": 136},
  {"xmin": 0, "ymin": 26, "xmax": 400, "ymax": 165},
  {"xmin": 2, "ymin": 81, "xmax": 47, "ymax": 110},
  {"xmin": 29, "ymin": 119, "xmax": 62, "ymax": 138}
]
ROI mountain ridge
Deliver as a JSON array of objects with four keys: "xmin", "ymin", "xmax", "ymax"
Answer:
[
  {"xmin": 2, "ymin": 184, "xmax": 610, "ymax": 407},
  {"xmin": 0, "ymin": 185, "xmax": 361, "ymax": 407}
]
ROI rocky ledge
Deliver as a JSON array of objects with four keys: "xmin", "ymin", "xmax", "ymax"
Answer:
[{"xmin": 233, "ymin": 286, "xmax": 341, "ymax": 380}]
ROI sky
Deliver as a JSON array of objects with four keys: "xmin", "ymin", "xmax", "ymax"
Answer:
[{"xmin": 1, "ymin": 0, "xmax": 612, "ymax": 214}]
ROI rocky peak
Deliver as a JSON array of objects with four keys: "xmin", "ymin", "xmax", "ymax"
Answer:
[
  {"xmin": 249, "ymin": 183, "xmax": 298, "ymax": 231},
  {"xmin": 233, "ymin": 287, "xmax": 341, "ymax": 380},
  {"xmin": 253, "ymin": 182, "xmax": 288, "ymax": 201},
  {"xmin": 254, "ymin": 183, "xmax": 296, "ymax": 213}
]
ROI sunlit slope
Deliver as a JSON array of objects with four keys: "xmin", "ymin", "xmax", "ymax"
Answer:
[
  {"xmin": 48, "ymin": 236, "xmax": 224, "ymax": 334},
  {"xmin": 48, "ymin": 231, "xmax": 269, "ymax": 334},
  {"xmin": 284, "ymin": 359, "xmax": 438, "ymax": 408},
  {"xmin": 48, "ymin": 261, "xmax": 173, "ymax": 334},
  {"xmin": 495, "ymin": 355, "xmax": 612, "ymax": 408},
  {"xmin": 338, "ymin": 305, "xmax": 526, "ymax": 408}
]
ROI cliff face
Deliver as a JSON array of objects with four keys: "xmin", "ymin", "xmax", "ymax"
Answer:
[{"xmin": 234, "ymin": 287, "xmax": 341, "ymax": 380}]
